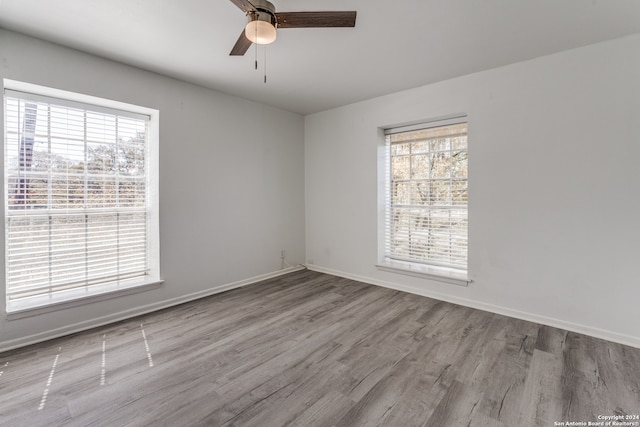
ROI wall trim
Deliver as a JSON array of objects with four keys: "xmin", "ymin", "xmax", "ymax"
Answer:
[
  {"xmin": 0, "ymin": 266, "xmax": 305, "ymax": 353},
  {"xmin": 305, "ymin": 264, "xmax": 640, "ymax": 349}
]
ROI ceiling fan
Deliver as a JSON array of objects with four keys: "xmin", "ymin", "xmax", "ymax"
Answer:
[{"xmin": 229, "ymin": 0, "xmax": 357, "ymax": 56}]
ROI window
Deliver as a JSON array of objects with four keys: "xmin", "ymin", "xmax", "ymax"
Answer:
[
  {"xmin": 3, "ymin": 81, "xmax": 160, "ymax": 313},
  {"xmin": 380, "ymin": 117, "xmax": 468, "ymax": 284}
]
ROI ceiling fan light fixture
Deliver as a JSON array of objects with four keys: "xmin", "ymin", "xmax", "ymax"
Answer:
[
  {"xmin": 245, "ymin": 12, "xmax": 277, "ymax": 45},
  {"xmin": 229, "ymin": 0, "xmax": 357, "ymax": 56}
]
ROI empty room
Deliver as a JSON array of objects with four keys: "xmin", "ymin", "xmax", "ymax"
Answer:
[{"xmin": 1, "ymin": 1, "xmax": 639, "ymax": 426}]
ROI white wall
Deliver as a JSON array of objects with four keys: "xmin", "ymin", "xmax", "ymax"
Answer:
[
  {"xmin": 0, "ymin": 29, "xmax": 306, "ymax": 350},
  {"xmin": 305, "ymin": 34, "xmax": 640, "ymax": 347}
]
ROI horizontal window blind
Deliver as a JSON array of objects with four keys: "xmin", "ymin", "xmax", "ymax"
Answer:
[
  {"xmin": 384, "ymin": 120, "xmax": 468, "ymax": 271},
  {"xmin": 4, "ymin": 90, "xmax": 151, "ymax": 305}
]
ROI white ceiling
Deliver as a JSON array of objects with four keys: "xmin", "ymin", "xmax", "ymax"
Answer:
[{"xmin": 1, "ymin": 0, "xmax": 639, "ymax": 115}]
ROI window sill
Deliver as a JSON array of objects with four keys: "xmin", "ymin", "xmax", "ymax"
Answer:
[
  {"xmin": 6, "ymin": 278, "xmax": 164, "ymax": 320},
  {"xmin": 376, "ymin": 261, "xmax": 470, "ymax": 287}
]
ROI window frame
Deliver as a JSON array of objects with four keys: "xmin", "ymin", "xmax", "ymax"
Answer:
[
  {"xmin": 377, "ymin": 116, "xmax": 470, "ymax": 286},
  {"xmin": 2, "ymin": 79, "xmax": 161, "ymax": 317}
]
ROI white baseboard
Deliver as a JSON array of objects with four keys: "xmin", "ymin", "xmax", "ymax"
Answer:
[
  {"xmin": 305, "ymin": 264, "xmax": 640, "ymax": 349},
  {"xmin": 0, "ymin": 266, "xmax": 306, "ymax": 353}
]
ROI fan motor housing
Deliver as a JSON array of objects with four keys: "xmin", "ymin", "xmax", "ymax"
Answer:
[
  {"xmin": 247, "ymin": 0, "xmax": 277, "ymax": 27},
  {"xmin": 251, "ymin": 0, "xmax": 276, "ymax": 15}
]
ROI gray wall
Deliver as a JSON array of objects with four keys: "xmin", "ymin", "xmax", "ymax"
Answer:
[
  {"xmin": 305, "ymin": 34, "xmax": 640, "ymax": 347},
  {"xmin": 0, "ymin": 29, "xmax": 306, "ymax": 350},
  {"xmin": 3, "ymin": 28, "xmax": 639, "ymax": 351}
]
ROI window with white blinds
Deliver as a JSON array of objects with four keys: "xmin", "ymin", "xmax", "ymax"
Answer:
[
  {"xmin": 4, "ymin": 84, "xmax": 159, "ymax": 312},
  {"xmin": 383, "ymin": 118, "xmax": 468, "ymax": 276}
]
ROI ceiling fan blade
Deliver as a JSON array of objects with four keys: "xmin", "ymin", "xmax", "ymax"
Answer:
[
  {"xmin": 229, "ymin": 0, "xmax": 255, "ymax": 14},
  {"xmin": 275, "ymin": 11, "xmax": 357, "ymax": 28},
  {"xmin": 230, "ymin": 30, "xmax": 253, "ymax": 56}
]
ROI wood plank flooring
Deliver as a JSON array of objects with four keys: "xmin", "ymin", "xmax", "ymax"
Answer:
[{"xmin": 0, "ymin": 270, "xmax": 639, "ymax": 426}]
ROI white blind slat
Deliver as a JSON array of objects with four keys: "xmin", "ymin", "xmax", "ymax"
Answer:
[
  {"xmin": 4, "ymin": 91, "xmax": 151, "ymax": 304},
  {"xmin": 384, "ymin": 120, "xmax": 468, "ymax": 271}
]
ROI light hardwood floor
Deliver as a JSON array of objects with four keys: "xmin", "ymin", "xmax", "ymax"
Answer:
[{"xmin": 1, "ymin": 270, "xmax": 639, "ymax": 426}]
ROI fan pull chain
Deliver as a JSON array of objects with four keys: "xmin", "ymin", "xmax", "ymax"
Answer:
[
  {"xmin": 264, "ymin": 45, "xmax": 267, "ymax": 84},
  {"xmin": 254, "ymin": 24, "xmax": 258, "ymax": 70}
]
